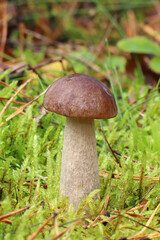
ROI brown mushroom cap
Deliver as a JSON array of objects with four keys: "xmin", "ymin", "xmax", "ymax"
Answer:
[{"xmin": 43, "ymin": 74, "xmax": 117, "ymax": 119}]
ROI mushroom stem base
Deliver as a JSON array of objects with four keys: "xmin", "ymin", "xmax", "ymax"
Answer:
[{"xmin": 60, "ymin": 117, "xmax": 100, "ymax": 209}]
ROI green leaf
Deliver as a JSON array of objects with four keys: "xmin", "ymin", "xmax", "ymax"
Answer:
[
  {"xmin": 117, "ymin": 37, "xmax": 160, "ymax": 55},
  {"xmin": 149, "ymin": 56, "xmax": 160, "ymax": 73}
]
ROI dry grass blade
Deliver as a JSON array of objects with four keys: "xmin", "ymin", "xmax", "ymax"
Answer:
[
  {"xmin": 114, "ymin": 210, "xmax": 149, "ymax": 220},
  {"xmin": 127, "ymin": 201, "xmax": 148, "ymax": 213},
  {"xmin": 12, "ymin": 106, "xmax": 25, "ymax": 115},
  {"xmin": 0, "ymin": 80, "xmax": 10, "ymax": 87},
  {"xmin": 141, "ymin": 24, "xmax": 160, "ymax": 43},
  {"xmin": 0, "ymin": 97, "xmax": 25, "ymax": 105},
  {"xmin": 147, "ymin": 231, "xmax": 160, "ymax": 239},
  {"xmin": 0, "ymin": 218, "xmax": 12, "ymax": 224},
  {"xmin": 28, "ymin": 215, "xmax": 54, "ymax": 240},
  {"xmin": 0, "ymin": 88, "xmax": 47, "ymax": 127},
  {"xmin": 101, "ymin": 194, "xmax": 110, "ymax": 215},
  {"xmin": 54, "ymin": 213, "xmax": 59, "ymax": 236},
  {"xmin": 100, "ymin": 170, "xmax": 160, "ymax": 182},
  {"xmin": 0, "ymin": 77, "xmax": 33, "ymax": 118},
  {"xmin": 0, "ymin": 80, "xmax": 34, "ymax": 100},
  {"xmin": 0, "ymin": 206, "xmax": 30, "ymax": 221},
  {"xmin": 128, "ymin": 203, "xmax": 160, "ymax": 239},
  {"xmin": 0, "ymin": 0, "xmax": 8, "ymax": 61},
  {"xmin": 50, "ymin": 219, "xmax": 82, "ymax": 240}
]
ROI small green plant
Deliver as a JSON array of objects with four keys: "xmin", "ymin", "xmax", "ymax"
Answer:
[{"xmin": 118, "ymin": 36, "xmax": 160, "ymax": 73}]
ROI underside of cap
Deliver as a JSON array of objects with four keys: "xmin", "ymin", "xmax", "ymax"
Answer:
[{"xmin": 43, "ymin": 74, "xmax": 117, "ymax": 119}]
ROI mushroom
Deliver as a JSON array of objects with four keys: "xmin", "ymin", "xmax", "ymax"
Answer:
[{"xmin": 43, "ymin": 74, "xmax": 117, "ymax": 209}]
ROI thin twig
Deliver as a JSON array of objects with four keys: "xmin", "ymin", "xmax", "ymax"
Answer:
[
  {"xmin": 0, "ymin": 218, "xmax": 12, "ymax": 224},
  {"xmin": 0, "ymin": 88, "xmax": 47, "ymax": 127},
  {"xmin": 10, "ymin": 58, "xmax": 68, "ymax": 76},
  {"xmin": 0, "ymin": 80, "xmax": 34, "ymax": 101},
  {"xmin": 0, "ymin": 97, "xmax": 25, "ymax": 105},
  {"xmin": 28, "ymin": 215, "xmax": 54, "ymax": 240},
  {"xmin": 0, "ymin": 206, "xmax": 30, "ymax": 221}
]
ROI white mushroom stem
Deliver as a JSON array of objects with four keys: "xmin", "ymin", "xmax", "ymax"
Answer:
[{"xmin": 60, "ymin": 117, "xmax": 100, "ymax": 209}]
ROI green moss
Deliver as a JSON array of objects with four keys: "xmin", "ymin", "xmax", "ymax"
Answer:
[{"xmin": 0, "ymin": 49, "xmax": 160, "ymax": 239}]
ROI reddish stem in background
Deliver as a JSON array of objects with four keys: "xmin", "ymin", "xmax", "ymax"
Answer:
[{"xmin": 99, "ymin": 124, "xmax": 122, "ymax": 167}]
